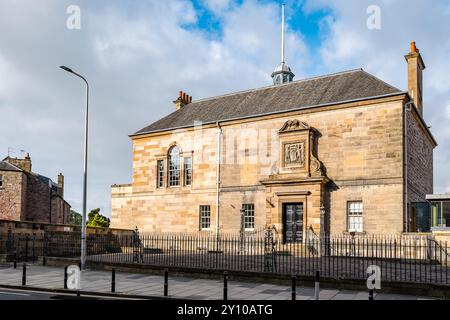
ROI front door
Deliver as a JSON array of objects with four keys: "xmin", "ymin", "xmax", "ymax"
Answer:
[{"xmin": 283, "ymin": 203, "xmax": 303, "ymax": 243}]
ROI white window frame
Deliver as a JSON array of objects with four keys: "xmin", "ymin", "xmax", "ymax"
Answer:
[
  {"xmin": 168, "ymin": 146, "xmax": 180, "ymax": 187},
  {"xmin": 184, "ymin": 157, "xmax": 192, "ymax": 186},
  {"xmin": 0, "ymin": 174, "xmax": 3, "ymax": 188},
  {"xmin": 156, "ymin": 160, "xmax": 164, "ymax": 188},
  {"xmin": 242, "ymin": 204, "xmax": 255, "ymax": 231},
  {"xmin": 199, "ymin": 205, "xmax": 211, "ymax": 230},
  {"xmin": 348, "ymin": 201, "xmax": 364, "ymax": 233}
]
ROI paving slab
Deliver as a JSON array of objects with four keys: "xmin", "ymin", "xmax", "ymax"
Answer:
[{"xmin": 0, "ymin": 264, "xmax": 438, "ymax": 300}]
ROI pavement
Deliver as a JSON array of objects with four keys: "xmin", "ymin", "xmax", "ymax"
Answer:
[{"xmin": 0, "ymin": 264, "xmax": 436, "ymax": 300}]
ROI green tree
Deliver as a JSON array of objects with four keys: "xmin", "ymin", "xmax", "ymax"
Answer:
[
  {"xmin": 86, "ymin": 208, "xmax": 110, "ymax": 228},
  {"xmin": 69, "ymin": 210, "xmax": 82, "ymax": 226}
]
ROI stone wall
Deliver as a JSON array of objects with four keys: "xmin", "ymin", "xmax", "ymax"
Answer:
[
  {"xmin": 0, "ymin": 172, "xmax": 71, "ymax": 224},
  {"xmin": 0, "ymin": 171, "xmax": 26, "ymax": 221},
  {"xmin": 111, "ymin": 184, "xmax": 134, "ymax": 229},
  {"xmin": 51, "ymin": 196, "xmax": 70, "ymax": 225},
  {"xmin": 112, "ymin": 97, "xmax": 421, "ymax": 235},
  {"xmin": 407, "ymin": 108, "xmax": 434, "ymax": 203},
  {"xmin": 432, "ymin": 230, "xmax": 450, "ymax": 247},
  {"xmin": 0, "ymin": 219, "xmax": 133, "ymax": 235},
  {"xmin": 25, "ymin": 174, "xmax": 52, "ymax": 223},
  {"xmin": 329, "ymin": 183, "xmax": 403, "ymax": 234}
]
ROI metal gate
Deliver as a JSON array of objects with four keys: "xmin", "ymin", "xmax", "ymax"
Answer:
[{"xmin": 7, "ymin": 233, "xmax": 42, "ymax": 263}]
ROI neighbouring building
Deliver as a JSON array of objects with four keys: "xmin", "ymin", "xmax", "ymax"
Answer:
[
  {"xmin": 427, "ymin": 194, "xmax": 450, "ymax": 230},
  {"xmin": 110, "ymin": 40, "xmax": 436, "ymax": 240},
  {"xmin": 406, "ymin": 194, "xmax": 450, "ymax": 233},
  {"xmin": 0, "ymin": 153, "xmax": 70, "ymax": 224}
]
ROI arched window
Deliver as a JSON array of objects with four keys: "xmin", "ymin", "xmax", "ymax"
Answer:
[{"xmin": 168, "ymin": 146, "xmax": 180, "ymax": 186}]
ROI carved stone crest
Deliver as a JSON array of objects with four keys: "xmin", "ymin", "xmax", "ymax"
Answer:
[
  {"xmin": 277, "ymin": 119, "xmax": 325, "ymax": 177},
  {"xmin": 284, "ymin": 142, "xmax": 305, "ymax": 167}
]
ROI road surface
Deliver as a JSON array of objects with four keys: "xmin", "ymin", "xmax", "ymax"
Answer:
[{"xmin": 0, "ymin": 288, "xmax": 141, "ymax": 300}]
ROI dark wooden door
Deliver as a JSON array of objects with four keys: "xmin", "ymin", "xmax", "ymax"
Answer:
[{"xmin": 283, "ymin": 203, "xmax": 303, "ymax": 243}]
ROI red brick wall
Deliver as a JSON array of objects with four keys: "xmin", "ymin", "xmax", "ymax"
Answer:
[
  {"xmin": 1, "ymin": 168, "xmax": 71, "ymax": 224},
  {"xmin": 25, "ymin": 174, "xmax": 52, "ymax": 223},
  {"xmin": 51, "ymin": 196, "xmax": 70, "ymax": 225}
]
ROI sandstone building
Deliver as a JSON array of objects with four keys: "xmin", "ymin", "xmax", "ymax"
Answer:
[
  {"xmin": 0, "ymin": 154, "xmax": 70, "ymax": 224},
  {"xmin": 111, "ymin": 41, "xmax": 436, "ymax": 239}
]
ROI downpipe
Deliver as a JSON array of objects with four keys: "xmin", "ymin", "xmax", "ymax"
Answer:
[{"xmin": 215, "ymin": 122, "xmax": 222, "ymax": 253}]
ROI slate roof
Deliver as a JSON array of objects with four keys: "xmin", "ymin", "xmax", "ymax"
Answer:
[
  {"xmin": 33, "ymin": 172, "xmax": 58, "ymax": 189},
  {"xmin": 0, "ymin": 161, "xmax": 22, "ymax": 172},
  {"xmin": 133, "ymin": 69, "xmax": 404, "ymax": 136}
]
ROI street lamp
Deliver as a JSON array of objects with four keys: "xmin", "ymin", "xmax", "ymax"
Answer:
[{"xmin": 60, "ymin": 65, "xmax": 89, "ymax": 270}]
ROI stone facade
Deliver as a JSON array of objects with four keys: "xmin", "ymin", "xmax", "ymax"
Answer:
[
  {"xmin": 111, "ymin": 96, "xmax": 435, "ymax": 236},
  {"xmin": 0, "ymin": 155, "xmax": 70, "ymax": 224},
  {"xmin": 111, "ymin": 43, "xmax": 436, "ymax": 237},
  {"xmin": 407, "ymin": 108, "xmax": 434, "ymax": 203}
]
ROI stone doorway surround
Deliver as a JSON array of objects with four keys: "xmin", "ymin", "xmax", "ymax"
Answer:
[
  {"xmin": 261, "ymin": 180, "xmax": 328, "ymax": 239},
  {"xmin": 260, "ymin": 120, "xmax": 329, "ymax": 238}
]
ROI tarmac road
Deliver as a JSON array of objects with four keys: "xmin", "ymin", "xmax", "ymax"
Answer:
[{"xmin": 0, "ymin": 288, "xmax": 141, "ymax": 300}]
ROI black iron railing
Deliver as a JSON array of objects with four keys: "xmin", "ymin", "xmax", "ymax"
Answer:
[{"xmin": 0, "ymin": 230, "xmax": 448, "ymax": 286}]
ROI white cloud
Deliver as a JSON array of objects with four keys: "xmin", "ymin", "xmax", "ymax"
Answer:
[
  {"xmin": 305, "ymin": 0, "xmax": 450, "ymax": 193},
  {"xmin": 0, "ymin": 0, "xmax": 310, "ymax": 216},
  {"xmin": 446, "ymin": 104, "xmax": 450, "ymax": 120},
  {"xmin": 201, "ymin": 0, "xmax": 234, "ymax": 14}
]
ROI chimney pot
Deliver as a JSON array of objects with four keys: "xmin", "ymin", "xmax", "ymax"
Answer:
[{"xmin": 174, "ymin": 91, "xmax": 191, "ymax": 110}]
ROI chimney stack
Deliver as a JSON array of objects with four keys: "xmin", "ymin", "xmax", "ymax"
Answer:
[
  {"xmin": 23, "ymin": 153, "xmax": 32, "ymax": 173},
  {"xmin": 173, "ymin": 90, "xmax": 193, "ymax": 111},
  {"xmin": 58, "ymin": 173, "xmax": 64, "ymax": 197},
  {"xmin": 405, "ymin": 41, "xmax": 426, "ymax": 115},
  {"xmin": 5, "ymin": 153, "xmax": 32, "ymax": 173}
]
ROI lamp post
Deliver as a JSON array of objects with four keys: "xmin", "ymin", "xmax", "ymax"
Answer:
[{"xmin": 60, "ymin": 66, "xmax": 89, "ymax": 270}]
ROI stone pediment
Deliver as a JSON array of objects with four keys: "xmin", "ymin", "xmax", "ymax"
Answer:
[
  {"xmin": 279, "ymin": 120, "xmax": 312, "ymax": 133},
  {"xmin": 270, "ymin": 120, "xmax": 326, "ymax": 181}
]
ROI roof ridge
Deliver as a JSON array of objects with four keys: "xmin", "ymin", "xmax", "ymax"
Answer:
[{"xmin": 190, "ymin": 68, "xmax": 365, "ymax": 104}]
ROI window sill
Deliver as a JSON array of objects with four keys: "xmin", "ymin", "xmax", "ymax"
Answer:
[
  {"xmin": 343, "ymin": 231, "xmax": 366, "ymax": 236},
  {"xmin": 156, "ymin": 185, "xmax": 193, "ymax": 190},
  {"xmin": 431, "ymin": 226, "xmax": 450, "ymax": 232}
]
